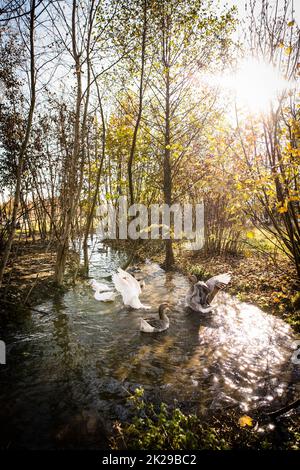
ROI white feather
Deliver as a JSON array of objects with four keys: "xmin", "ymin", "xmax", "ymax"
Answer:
[
  {"xmin": 90, "ymin": 278, "xmax": 116, "ymax": 302},
  {"xmin": 90, "ymin": 279, "xmax": 112, "ymax": 292},
  {"xmin": 140, "ymin": 318, "xmax": 155, "ymax": 333},
  {"xmin": 112, "ymin": 267, "xmax": 150, "ymax": 309},
  {"xmin": 207, "ymin": 272, "xmax": 231, "ymax": 286},
  {"xmin": 118, "ymin": 268, "xmax": 141, "ymax": 295},
  {"xmin": 94, "ymin": 291, "xmax": 116, "ymax": 302}
]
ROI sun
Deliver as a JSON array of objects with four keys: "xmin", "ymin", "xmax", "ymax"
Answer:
[
  {"xmin": 195, "ymin": 57, "xmax": 291, "ymax": 116},
  {"xmin": 226, "ymin": 58, "xmax": 289, "ymax": 114}
]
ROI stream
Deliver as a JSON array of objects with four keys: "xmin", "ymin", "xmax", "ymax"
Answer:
[{"xmin": 0, "ymin": 242, "xmax": 299, "ymax": 449}]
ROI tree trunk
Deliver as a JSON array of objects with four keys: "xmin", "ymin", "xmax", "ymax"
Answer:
[
  {"xmin": 54, "ymin": 0, "xmax": 82, "ymax": 285},
  {"xmin": 83, "ymin": 68, "xmax": 106, "ymax": 275},
  {"xmin": 162, "ymin": 31, "xmax": 175, "ymax": 270},
  {"xmin": 128, "ymin": 0, "xmax": 147, "ymax": 206}
]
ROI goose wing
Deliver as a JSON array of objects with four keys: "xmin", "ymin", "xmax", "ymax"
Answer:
[
  {"xmin": 140, "ymin": 318, "xmax": 156, "ymax": 333},
  {"xmin": 139, "ymin": 317, "xmax": 169, "ymax": 333},
  {"xmin": 112, "ymin": 272, "xmax": 133, "ymax": 305},
  {"xmin": 206, "ymin": 272, "xmax": 231, "ymax": 291},
  {"xmin": 117, "ymin": 268, "xmax": 141, "ymax": 295},
  {"xmin": 112, "ymin": 268, "xmax": 140, "ymax": 301},
  {"xmin": 113, "ymin": 268, "xmax": 150, "ymax": 309}
]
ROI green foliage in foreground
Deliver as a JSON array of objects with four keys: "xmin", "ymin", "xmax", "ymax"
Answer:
[
  {"xmin": 111, "ymin": 388, "xmax": 228, "ymax": 450},
  {"xmin": 111, "ymin": 388, "xmax": 300, "ymax": 450}
]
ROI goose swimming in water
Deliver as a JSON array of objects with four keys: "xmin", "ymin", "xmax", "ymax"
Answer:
[
  {"xmin": 140, "ymin": 303, "xmax": 170, "ymax": 333},
  {"xmin": 90, "ymin": 268, "xmax": 146, "ymax": 306},
  {"xmin": 112, "ymin": 267, "xmax": 150, "ymax": 309},
  {"xmin": 90, "ymin": 279, "xmax": 116, "ymax": 301},
  {"xmin": 186, "ymin": 273, "xmax": 231, "ymax": 313}
]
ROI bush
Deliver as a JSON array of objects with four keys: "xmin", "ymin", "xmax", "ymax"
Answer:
[{"xmin": 111, "ymin": 388, "xmax": 229, "ymax": 450}]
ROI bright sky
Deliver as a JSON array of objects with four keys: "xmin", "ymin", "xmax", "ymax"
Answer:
[
  {"xmin": 213, "ymin": 0, "xmax": 300, "ymax": 117},
  {"xmin": 223, "ymin": 0, "xmax": 300, "ymax": 24}
]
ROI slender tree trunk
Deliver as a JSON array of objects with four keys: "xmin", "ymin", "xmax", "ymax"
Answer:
[
  {"xmin": 55, "ymin": 0, "xmax": 82, "ymax": 285},
  {"xmin": 128, "ymin": 0, "xmax": 147, "ymax": 206},
  {"xmin": 83, "ymin": 77, "xmax": 106, "ymax": 274},
  {"xmin": 162, "ymin": 21, "xmax": 175, "ymax": 271}
]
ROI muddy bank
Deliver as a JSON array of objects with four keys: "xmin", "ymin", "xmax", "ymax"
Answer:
[{"xmin": 0, "ymin": 239, "xmax": 76, "ymax": 318}]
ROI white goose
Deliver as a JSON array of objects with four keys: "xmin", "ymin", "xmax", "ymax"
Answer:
[
  {"xmin": 112, "ymin": 267, "xmax": 150, "ymax": 309},
  {"xmin": 90, "ymin": 279, "xmax": 116, "ymax": 302}
]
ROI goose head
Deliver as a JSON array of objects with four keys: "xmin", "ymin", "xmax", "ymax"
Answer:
[
  {"xmin": 133, "ymin": 274, "xmax": 145, "ymax": 289},
  {"xmin": 158, "ymin": 302, "xmax": 171, "ymax": 319}
]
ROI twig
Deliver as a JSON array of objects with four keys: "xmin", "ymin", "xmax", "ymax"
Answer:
[{"xmin": 264, "ymin": 398, "xmax": 300, "ymax": 419}]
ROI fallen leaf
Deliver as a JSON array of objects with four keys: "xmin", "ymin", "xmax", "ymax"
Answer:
[{"xmin": 239, "ymin": 415, "xmax": 253, "ymax": 427}]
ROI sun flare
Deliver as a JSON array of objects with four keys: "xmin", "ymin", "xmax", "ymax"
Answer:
[{"xmin": 225, "ymin": 58, "xmax": 289, "ymax": 114}]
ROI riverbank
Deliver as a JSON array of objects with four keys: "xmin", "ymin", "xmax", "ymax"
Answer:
[{"xmin": 0, "ymin": 238, "xmax": 76, "ymax": 318}]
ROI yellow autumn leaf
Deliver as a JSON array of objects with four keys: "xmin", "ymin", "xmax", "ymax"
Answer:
[
  {"xmin": 278, "ymin": 206, "xmax": 288, "ymax": 213},
  {"xmin": 239, "ymin": 415, "xmax": 253, "ymax": 427},
  {"xmin": 285, "ymin": 46, "xmax": 293, "ymax": 55},
  {"xmin": 165, "ymin": 144, "xmax": 171, "ymax": 150},
  {"xmin": 246, "ymin": 231, "xmax": 255, "ymax": 239},
  {"xmin": 287, "ymin": 20, "xmax": 295, "ymax": 27}
]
